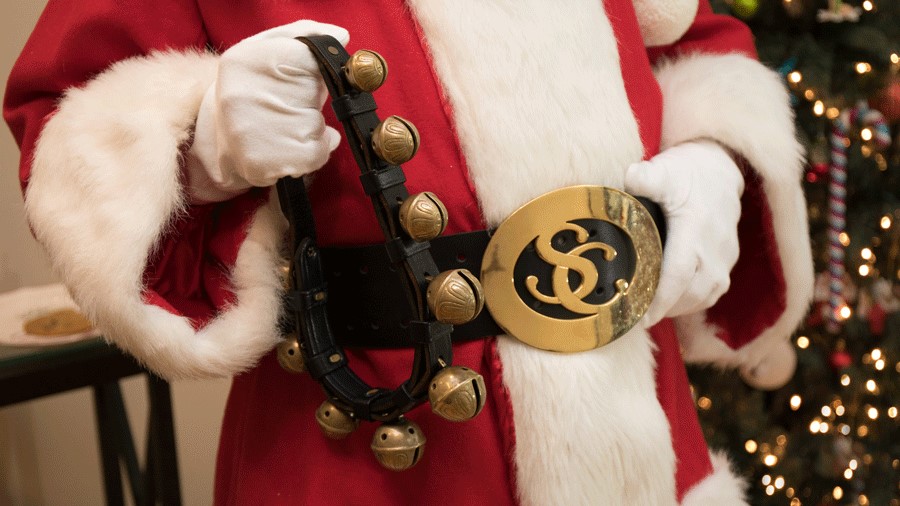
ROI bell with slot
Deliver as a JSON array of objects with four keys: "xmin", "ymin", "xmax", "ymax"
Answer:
[
  {"xmin": 426, "ymin": 269, "xmax": 485, "ymax": 325},
  {"xmin": 428, "ymin": 366, "xmax": 487, "ymax": 422},
  {"xmin": 372, "ymin": 116, "xmax": 419, "ymax": 165},
  {"xmin": 276, "ymin": 337, "xmax": 305, "ymax": 374},
  {"xmin": 315, "ymin": 399, "xmax": 360, "ymax": 439},
  {"xmin": 344, "ymin": 49, "xmax": 388, "ymax": 92},
  {"xmin": 370, "ymin": 418, "xmax": 426, "ymax": 471},
  {"xmin": 399, "ymin": 192, "xmax": 448, "ymax": 241}
]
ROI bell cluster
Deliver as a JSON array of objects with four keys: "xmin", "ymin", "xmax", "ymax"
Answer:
[{"xmin": 276, "ymin": 47, "xmax": 488, "ymax": 471}]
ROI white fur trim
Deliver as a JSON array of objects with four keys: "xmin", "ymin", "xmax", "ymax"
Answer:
[
  {"xmin": 499, "ymin": 330, "xmax": 677, "ymax": 505},
  {"xmin": 408, "ymin": 1, "xmax": 678, "ymax": 503},
  {"xmin": 408, "ymin": 0, "xmax": 644, "ymax": 228},
  {"xmin": 681, "ymin": 452, "xmax": 749, "ymax": 505},
  {"xmin": 633, "ymin": 0, "xmax": 699, "ymax": 47},
  {"xmin": 656, "ymin": 53, "xmax": 814, "ymax": 388},
  {"xmin": 25, "ymin": 51, "xmax": 285, "ymax": 379}
]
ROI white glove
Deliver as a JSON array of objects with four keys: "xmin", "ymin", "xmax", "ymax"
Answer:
[
  {"xmin": 185, "ymin": 21, "xmax": 349, "ymax": 203},
  {"xmin": 625, "ymin": 140, "xmax": 744, "ymax": 327}
]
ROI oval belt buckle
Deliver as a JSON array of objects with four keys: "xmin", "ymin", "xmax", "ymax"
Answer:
[{"xmin": 481, "ymin": 186, "xmax": 663, "ymax": 352}]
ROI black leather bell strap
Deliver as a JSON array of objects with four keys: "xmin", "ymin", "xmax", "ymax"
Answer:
[{"xmin": 324, "ymin": 197, "xmax": 666, "ymax": 349}]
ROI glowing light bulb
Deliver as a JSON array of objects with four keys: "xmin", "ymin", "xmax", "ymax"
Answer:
[
  {"xmin": 839, "ymin": 232, "xmax": 850, "ymax": 246},
  {"xmin": 868, "ymin": 407, "xmax": 878, "ymax": 419},
  {"xmin": 861, "ymin": 248, "xmax": 873, "ymax": 260},
  {"xmin": 875, "ymin": 359, "xmax": 885, "ymax": 370},
  {"xmin": 862, "ymin": 0, "xmax": 873, "ymax": 10},
  {"xmin": 764, "ymin": 454, "xmax": 778, "ymax": 466},
  {"xmin": 892, "ymin": 53, "xmax": 899, "ymax": 64},
  {"xmin": 833, "ymin": 486, "xmax": 843, "ymax": 500},
  {"xmin": 827, "ymin": 107, "xmax": 841, "ymax": 120},
  {"xmin": 844, "ymin": 468, "xmax": 853, "ymax": 479},
  {"xmin": 788, "ymin": 71, "xmax": 802, "ymax": 83},
  {"xmin": 882, "ymin": 216, "xmax": 892, "ymax": 229},
  {"xmin": 804, "ymin": 89, "xmax": 815, "ymax": 100},
  {"xmin": 765, "ymin": 485, "xmax": 775, "ymax": 496},
  {"xmin": 774, "ymin": 476, "xmax": 785, "ymax": 489},
  {"xmin": 836, "ymin": 405, "xmax": 846, "ymax": 416},
  {"xmin": 840, "ymin": 374, "xmax": 851, "ymax": 386},
  {"xmin": 866, "ymin": 380, "xmax": 877, "ymax": 392},
  {"xmin": 859, "ymin": 265, "xmax": 871, "ymax": 276},
  {"xmin": 762, "ymin": 475, "xmax": 772, "ymax": 486},
  {"xmin": 856, "ymin": 62, "xmax": 872, "ymax": 74},
  {"xmin": 790, "ymin": 395, "xmax": 802, "ymax": 410},
  {"xmin": 809, "ymin": 420, "xmax": 821, "ymax": 433},
  {"xmin": 839, "ymin": 424, "xmax": 850, "ymax": 435},
  {"xmin": 871, "ymin": 348, "xmax": 882, "ymax": 360},
  {"xmin": 849, "ymin": 459, "xmax": 858, "ymax": 470},
  {"xmin": 839, "ymin": 305, "xmax": 852, "ymax": 319},
  {"xmin": 888, "ymin": 407, "xmax": 897, "ymax": 418},
  {"xmin": 861, "ymin": 128, "xmax": 873, "ymax": 141},
  {"xmin": 745, "ymin": 440, "xmax": 758, "ymax": 453},
  {"xmin": 697, "ymin": 397, "xmax": 712, "ymax": 409},
  {"xmin": 858, "ymin": 425, "xmax": 869, "ymax": 437},
  {"xmin": 796, "ymin": 336, "xmax": 809, "ymax": 349},
  {"xmin": 821, "ymin": 406, "xmax": 832, "ymax": 417},
  {"xmin": 813, "ymin": 101, "xmax": 825, "ymax": 116}
]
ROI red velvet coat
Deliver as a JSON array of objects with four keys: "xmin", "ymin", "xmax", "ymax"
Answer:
[{"xmin": 5, "ymin": 0, "xmax": 812, "ymax": 504}]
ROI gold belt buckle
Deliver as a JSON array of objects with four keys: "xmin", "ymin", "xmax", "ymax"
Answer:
[{"xmin": 481, "ymin": 186, "xmax": 662, "ymax": 352}]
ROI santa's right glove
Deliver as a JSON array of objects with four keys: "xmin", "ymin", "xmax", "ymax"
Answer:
[{"xmin": 185, "ymin": 21, "xmax": 349, "ymax": 203}]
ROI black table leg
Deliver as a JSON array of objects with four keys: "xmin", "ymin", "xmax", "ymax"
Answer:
[
  {"xmin": 93, "ymin": 383, "xmax": 125, "ymax": 506},
  {"xmin": 147, "ymin": 375, "xmax": 182, "ymax": 506}
]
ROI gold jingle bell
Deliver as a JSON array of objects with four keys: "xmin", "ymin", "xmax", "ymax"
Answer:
[
  {"xmin": 428, "ymin": 366, "xmax": 487, "ymax": 422},
  {"xmin": 344, "ymin": 50, "xmax": 388, "ymax": 92},
  {"xmin": 426, "ymin": 269, "xmax": 485, "ymax": 325},
  {"xmin": 315, "ymin": 400, "xmax": 360, "ymax": 439},
  {"xmin": 371, "ymin": 419, "xmax": 426, "ymax": 471},
  {"xmin": 372, "ymin": 116, "xmax": 420, "ymax": 166},
  {"xmin": 399, "ymin": 192, "xmax": 448, "ymax": 242},
  {"xmin": 276, "ymin": 337, "xmax": 306, "ymax": 374}
]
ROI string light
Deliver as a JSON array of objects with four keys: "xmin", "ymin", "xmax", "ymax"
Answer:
[
  {"xmin": 859, "ymin": 495, "xmax": 869, "ymax": 505},
  {"xmin": 882, "ymin": 216, "xmax": 892, "ymax": 229},
  {"xmin": 856, "ymin": 62, "xmax": 872, "ymax": 74},
  {"xmin": 875, "ymin": 359, "xmax": 885, "ymax": 370},
  {"xmin": 888, "ymin": 407, "xmax": 898, "ymax": 418},
  {"xmin": 813, "ymin": 100, "xmax": 825, "ymax": 116},
  {"xmin": 861, "ymin": 248, "xmax": 873, "ymax": 260},
  {"xmin": 762, "ymin": 475, "xmax": 772, "ymax": 486},
  {"xmin": 745, "ymin": 440, "xmax": 758, "ymax": 453},
  {"xmin": 861, "ymin": 127, "xmax": 873, "ymax": 141},
  {"xmin": 697, "ymin": 397, "xmax": 712, "ymax": 409},
  {"xmin": 810, "ymin": 419, "xmax": 822, "ymax": 432},
  {"xmin": 849, "ymin": 459, "xmax": 858, "ymax": 470},
  {"xmin": 786, "ymin": 487, "xmax": 795, "ymax": 498},
  {"xmin": 841, "ymin": 374, "xmax": 851, "ymax": 386},
  {"xmin": 836, "ymin": 405, "xmax": 846, "ymax": 416},
  {"xmin": 819, "ymin": 422, "xmax": 830, "ymax": 434},
  {"xmin": 844, "ymin": 468, "xmax": 853, "ymax": 479},
  {"xmin": 797, "ymin": 336, "xmax": 809, "ymax": 349},
  {"xmin": 858, "ymin": 425, "xmax": 869, "ymax": 437},
  {"xmin": 839, "ymin": 423, "xmax": 851, "ymax": 435},
  {"xmin": 834, "ymin": 486, "xmax": 844, "ymax": 500},
  {"xmin": 764, "ymin": 454, "xmax": 778, "ymax": 466},
  {"xmin": 790, "ymin": 498, "xmax": 801, "ymax": 506},
  {"xmin": 774, "ymin": 476, "xmax": 785, "ymax": 489},
  {"xmin": 776, "ymin": 435, "xmax": 787, "ymax": 446},
  {"xmin": 804, "ymin": 89, "xmax": 815, "ymax": 100},
  {"xmin": 827, "ymin": 107, "xmax": 841, "ymax": 120},
  {"xmin": 866, "ymin": 380, "xmax": 877, "ymax": 392},
  {"xmin": 788, "ymin": 71, "xmax": 803, "ymax": 83},
  {"xmin": 821, "ymin": 406, "xmax": 832, "ymax": 417},
  {"xmin": 839, "ymin": 232, "xmax": 851, "ymax": 246},
  {"xmin": 859, "ymin": 265, "xmax": 870, "ymax": 276},
  {"xmin": 892, "ymin": 53, "xmax": 900, "ymax": 64},
  {"xmin": 839, "ymin": 305, "xmax": 852, "ymax": 319},
  {"xmin": 871, "ymin": 348, "xmax": 882, "ymax": 360},
  {"xmin": 862, "ymin": 0, "xmax": 874, "ymax": 10},
  {"xmin": 868, "ymin": 407, "xmax": 879, "ymax": 419},
  {"xmin": 790, "ymin": 395, "xmax": 802, "ymax": 410}
]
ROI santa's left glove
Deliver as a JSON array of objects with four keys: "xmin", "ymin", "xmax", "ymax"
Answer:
[
  {"xmin": 625, "ymin": 140, "xmax": 744, "ymax": 327},
  {"xmin": 185, "ymin": 21, "xmax": 349, "ymax": 203}
]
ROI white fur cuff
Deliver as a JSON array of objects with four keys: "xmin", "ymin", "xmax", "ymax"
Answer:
[{"xmin": 25, "ymin": 50, "xmax": 285, "ymax": 379}]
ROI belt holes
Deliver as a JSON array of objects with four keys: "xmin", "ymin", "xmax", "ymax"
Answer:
[
  {"xmin": 333, "ymin": 270, "xmax": 342, "ymax": 277},
  {"xmin": 346, "ymin": 324, "xmax": 355, "ymax": 332},
  {"xmin": 359, "ymin": 265, "xmax": 369, "ymax": 275},
  {"xmin": 456, "ymin": 252, "xmax": 467, "ymax": 263},
  {"xmin": 399, "ymin": 319, "xmax": 410, "ymax": 329},
  {"xmin": 370, "ymin": 322, "xmax": 380, "ymax": 330},
  {"xmin": 595, "ymin": 286, "xmax": 605, "ymax": 295},
  {"xmin": 589, "ymin": 228, "xmax": 598, "ymax": 237}
]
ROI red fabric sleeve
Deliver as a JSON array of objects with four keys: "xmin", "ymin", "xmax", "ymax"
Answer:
[
  {"xmin": 3, "ymin": 1, "xmax": 259, "ymax": 324},
  {"xmin": 648, "ymin": 3, "xmax": 789, "ymax": 351}
]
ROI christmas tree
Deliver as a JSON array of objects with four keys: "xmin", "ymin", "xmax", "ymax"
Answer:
[{"xmin": 692, "ymin": 1, "xmax": 899, "ymax": 505}]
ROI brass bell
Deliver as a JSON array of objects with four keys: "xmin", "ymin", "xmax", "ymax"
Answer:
[
  {"xmin": 399, "ymin": 192, "xmax": 448, "ymax": 242},
  {"xmin": 344, "ymin": 50, "xmax": 388, "ymax": 92},
  {"xmin": 371, "ymin": 419, "xmax": 426, "ymax": 471},
  {"xmin": 315, "ymin": 399, "xmax": 360, "ymax": 439},
  {"xmin": 426, "ymin": 269, "xmax": 485, "ymax": 325},
  {"xmin": 429, "ymin": 366, "xmax": 487, "ymax": 422},
  {"xmin": 276, "ymin": 337, "xmax": 306, "ymax": 374},
  {"xmin": 371, "ymin": 116, "xmax": 419, "ymax": 166}
]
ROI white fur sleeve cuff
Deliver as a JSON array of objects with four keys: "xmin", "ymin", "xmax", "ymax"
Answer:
[
  {"xmin": 655, "ymin": 53, "xmax": 814, "ymax": 387},
  {"xmin": 24, "ymin": 50, "xmax": 286, "ymax": 380}
]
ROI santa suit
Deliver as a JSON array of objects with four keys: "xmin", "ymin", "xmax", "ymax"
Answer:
[{"xmin": 5, "ymin": 0, "xmax": 813, "ymax": 504}]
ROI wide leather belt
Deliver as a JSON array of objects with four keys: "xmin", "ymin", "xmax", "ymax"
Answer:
[{"xmin": 325, "ymin": 193, "xmax": 666, "ymax": 350}]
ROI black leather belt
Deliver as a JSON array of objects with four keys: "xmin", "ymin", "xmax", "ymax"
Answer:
[{"xmin": 323, "ymin": 198, "xmax": 666, "ymax": 349}]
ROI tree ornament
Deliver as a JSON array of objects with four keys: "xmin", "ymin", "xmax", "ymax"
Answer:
[
  {"xmin": 870, "ymin": 78, "xmax": 900, "ymax": 123},
  {"xmin": 732, "ymin": 0, "xmax": 759, "ymax": 19},
  {"xmin": 830, "ymin": 350, "xmax": 853, "ymax": 370}
]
